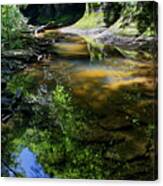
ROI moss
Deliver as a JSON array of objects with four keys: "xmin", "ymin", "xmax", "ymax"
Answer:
[
  {"xmin": 108, "ymin": 17, "xmax": 139, "ymax": 37},
  {"xmin": 74, "ymin": 11, "xmax": 105, "ymax": 29}
]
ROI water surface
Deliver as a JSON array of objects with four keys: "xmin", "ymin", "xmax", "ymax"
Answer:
[{"xmin": 2, "ymin": 30, "xmax": 157, "ymax": 178}]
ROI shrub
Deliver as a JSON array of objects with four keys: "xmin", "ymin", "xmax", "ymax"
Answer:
[{"xmin": 1, "ymin": 5, "xmax": 27, "ymax": 49}]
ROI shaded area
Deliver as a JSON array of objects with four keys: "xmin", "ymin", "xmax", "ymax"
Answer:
[{"xmin": 20, "ymin": 4, "xmax": 85, "ymax": 27}]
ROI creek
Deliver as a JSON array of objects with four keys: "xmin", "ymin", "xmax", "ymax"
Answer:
[{"xmin": 2, "ymin": 28, "xmax": 157, "ymax": 179}]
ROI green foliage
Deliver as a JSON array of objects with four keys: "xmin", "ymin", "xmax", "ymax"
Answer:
[
  {"xmin": 7, "ymin": 74, "xmax": 35, "ymax": 96},
  {"xmin": 6, "ymin": 84, "xmax": 104, "ymax": 179},
  {"xmin": 74, "ymin": 11, "xmax": 105, "ymax": 29},
  {"xmin": 84, "ymin": 36, "xmax": 104, "ymax": 61},
  {"xmin": 105, "ymin": 1, "xmax": 157, "ymax": 36},
  {"xmin": 85, "ymin": 2, "xmax": 102, "ymax": 15},
  {"xmin": 1, "ymin": 5, "xmax": 27, "ymax": 49},
  {"xmin": 74, "ymin": 2, "xmax": 157, "ymax": 36},
  {"xmin": 52, "ymin": 85, "xmax": 86, "ymax": 135},
  {"xmin": 121, "ymin": 1, "xmax": 157, "ymax": 36},
  {"xmin": 136, "ymin": 2, "xmax": 157, "ymax": 36},
  {"xmin": 103, "ymin": 2, "xmax": 123, "ymax": 26},
  {"xmin": 19, "ymin": 126, "xmax": 104, "ymax": 179},
  {"xmin": 52, "ymin": 85, "xmax": 73, "ymax": 132}
]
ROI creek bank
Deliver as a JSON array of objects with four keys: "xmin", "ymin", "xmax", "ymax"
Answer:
[
  {"xmin": 1, "ymin": 31, "xmax": 56, "ymax": 123},
  {"xmin": 60, "ymin": 26, "xmax": 157, "ymax": 52}
]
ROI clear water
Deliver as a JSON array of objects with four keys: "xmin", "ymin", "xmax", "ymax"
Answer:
[{"xmin": 2, "ymin": 30, "xmax": 156, "ymax": 178}]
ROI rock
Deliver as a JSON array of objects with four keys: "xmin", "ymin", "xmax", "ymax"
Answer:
[
  {"xmin": 2, "ymin": 58, "xmax": 27, "ymax": 73},
  {"xmin": 2, "ymin": 49, "xmax": 36, "ymax": 62},
  {"xmin": 95, "ymin": 30, "xmax": 156, "ymax": 51}
]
